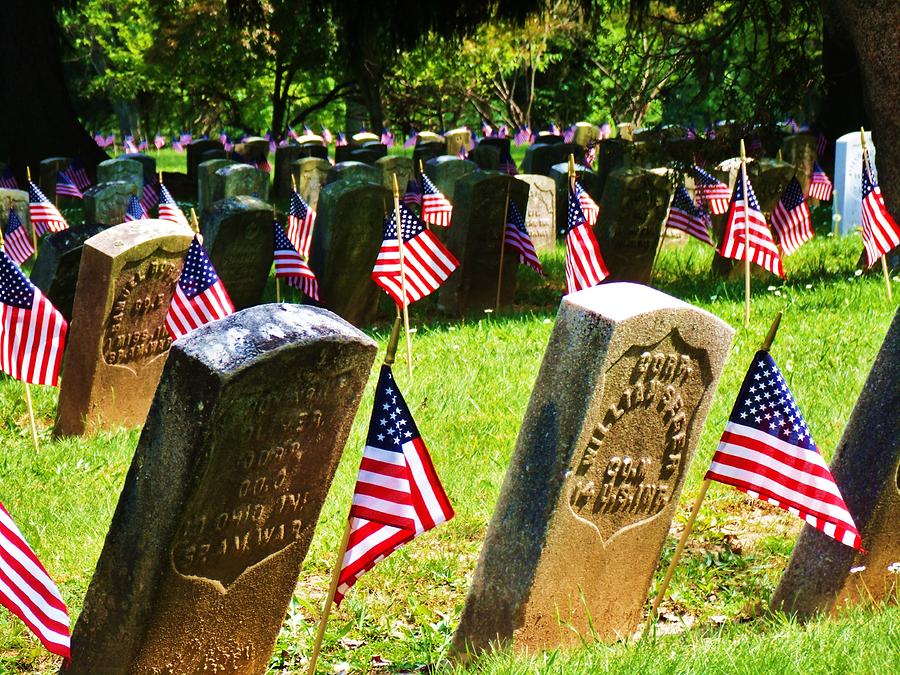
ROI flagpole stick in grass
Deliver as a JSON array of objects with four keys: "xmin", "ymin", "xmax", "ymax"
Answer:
[
  {"xmin": 648, "ymin": 310, "xmax": 783, "ymax": 625},
  {"xmin": 391, "ymin": 174, "xmax": 414, "ymax": 380},
  {"xmin": 189, "ymin": 208, "xmax": 202, "ymax": 243},
  {"xmin": 860, "ymin": 127, "xmax": 893, "ymax": 302},
  {"xmin": 273, "ymin": 203, "xmax": 281, "ymax": 303},
  {"xmin": 740, "ymin": 139, "xmax": 751, "ymax": 328},
  {"xmin": 494, "ymin": 183, "xmax": 511, "ymax": 311}
]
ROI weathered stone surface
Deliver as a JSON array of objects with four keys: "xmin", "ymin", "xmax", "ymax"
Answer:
[
  {"xmin": 780, "ymin": 134, "xmax": 818, "ymax": 196},
  {"xmin": 97, "ymin": 158, "xmax": 142, "ymax": 193},
  {"xmin": 453, "ymin": 283, "xmax": 733, "ymax": 654},
  {"xmin": 348, "ymin": 145, "xmax": 387, "ymax": 165},
  {"xmin": 521, "ymin": 142, "xmax": 583, "ymax": 177},
  {"xmin": 310, "ymin": 181, "xmax": 391, "ymax": 326},
  {"xmin": 187, "ymin": 140, "xmax": 225, "ymax": 183},
  {"xmin": 291, "ymin": 158, "xmax": 331, "ymax": 212},
  {"xmin": 425, "ymin": 156, "xmax": 477, "ymax": 203},
  {"xmin": 573, "ymin": 122, "xmax": 599, "ymax": 148},
  {"xmin": 413, "ymin": 140, "xmax": 445, "ymax": 169},
  {"xmin": 0, "ymin": 189, "xmax": 30, "ymax": 231},
  {"xmin": 438, "ymin": 173, "xmax": 527, "ymax": 314},
  {"xmin": 68, "ymin": 304, "xmax": 377, "ymax": 674},
  {"xmin": 748, "ymin": 158, "xmax": 794, "ymax": 213},
  {"xmin": 445, "ymin": 128, "xmax": 472, "ymax": 157},
  {"xmin": 200, "ymin": 196, "xmax": 273, "ymax": 311},
  {"xmin": 31, "ymin": 224, "xmax": 109, "ymax": 322},
  {"xmin": 467, "ymin": 144, "xmax": 500, "ymax": 171},
  {"xmin": 233, "ymin": 137, "xmax": 270, "ymax": 165},
  {"xmin": 197, "ymin": 159, "xmax": 235, "ymax": 212},
  {"xmin": 833, "ymin": 131, "xmax": 875, "ymax": 235},
  {"xmin": 596, "ymin": 138, "xmax": 630, "ymax": 196},
  {"xmin": 515, "ymin": 174, "xmax": 556, "ymax": 251},
  {"xmin": 375, "ymin": 156, "xmax": 413, "ymax": 193},
  {"xmin": 39, "ymin": 157, "xmax": 72, "ymax": 200},
  {"xmin": 123, "ymin": 153, "xmax": 158, "ymax": 186},
  {"xmin": 326, "ymin": 161, "xmax": 380, "ymax": 186},
  {"xmin": 273, "ymin": 145, "xmax": 304, "ymax": 198},
  {"xmin": 199, "ymin": 147, "xmax": 227, "ymax": 165},
  {"xmin": 295, "ymin": 143, "xmax": 328, "ymax": 161},
  {"xmin": 771, "ymin": 308, "xmax": 900, "ymax": 617},
  {"xmin": 84, "ymin": 182, "xmax": 140, "ymax": 225},
  {"xmin": 596, "ymin": 168, "xmax": 672, "ymax": 284},
  {"xmin": 549, "ymin": 163, "xmax": 603, "ymax": 236},
  {"xmin": 55, "ymin": 220, "xmax": 193, "ymax": 436},
  {"xmin": 212, "ymin": 164, "xmax": 269, "ymax": 203}
]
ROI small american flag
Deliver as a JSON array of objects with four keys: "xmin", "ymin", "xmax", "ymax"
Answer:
[
  {"xmin": 860, "ymin": 150, "xmax": 900, "ymax": 267},
  {"xmin": 165, "ymin": 236, "xmax": 234, "ymax": 340},
  {"xmin": 0, "ymin": 501, "xmax": 71, "ymax": 659},
  {"xmin": 335, "ymin": 365, "xmax": 453, "ymax": 604},
  {"xmin": 28, "ymin": 182, "xmax": 68, "ymax": 236},
  {"xmin": 65, "ymin": 158, "xmax": 91, "ymax": 190},
  {"xmin": 815, "ymin": 131, "xmax": 827, "ymax": 157},
  {"xmin": 55, "ymin": 171, "xmax": 82, "ymax": 199},
  {"xmin": 401, "ymin": 179, "xmax": 422, "ymax": 207},
  {"xmin": 504, "ymin": 201, "xmax": 543, "ymax": 275},
  {"xmin": 0, "ymin": 251, "xmax": 67, "ymax": 386},
  {"xmin": 3, "ymin": 209, "xmax": 35, "ymax": 264},
  {"xmin": 720, "ymin": 167, "xmax": 783, "ymax": 277},
  {"xmin": 286, "ymin": 190, "xmax": 316, "ymax": 259},
  {"xmin": 154, "ymin": 135, "xmax": 166, "ymax": 150},
  {"xmin": 140, "ymin": 178, "xmax": 159, "ymax": 214},
  {"xmin": 499, "ymin": 149, "xmax": 518, "ymax": 175},
  {"xmin": 0, "ymin": 167, "xmax": 19, "ymax": 189},
  {"xmin": 666, "ymin": 186, "xmax": 713, "ymax": 246},
  {"xmin": 381, "ymin": 127, "xmax": 394, "ymax": 147},
  {"xmin": 123, "ymin": 136, "xmax": 138, "ymax": 154},
  {"xmin": 706, "ymin": 350, "xmax": 862, "ymax": 550},
  {"xmin": 172, "ymin": 138, "xmax": 184, "ymax": 152},
  {"xmin": 574, "ymin": 179, "xmax": 599, "ymax": 227},
  {"xmin": 807, "ymin": 162, "xmax": 833, "ymax": 201},
  {"xmin": 771, "ymin": 177, "xmax": 813, "ymax": 256},
  {"xmin": 157, "ymin": 184, "xmax": 189, "ymax": 229},
  {"xmin": 565, "ymin": 186, "xmax": 608, "ymax": 294},
  {"xmin": 420, "ymin": 175, "xmax": 453, "ymax": 227},
  {"xmin": 124, "ymin": 194, "xmax": 147, "ymax": 222},
  {"xmin": 372, "ymin": 204, "xmax": 459, "ymax": 307},
  {"xmin": 273, "ymin": 223, "xmax": 319, "ymax": 301},
  {"xmin": 692, "ymin": 165, "xmax": 731, "ymax": 215}
]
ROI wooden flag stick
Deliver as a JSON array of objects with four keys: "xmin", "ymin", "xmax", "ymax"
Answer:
[
  {"xmin": 648, "ymin": 311, "xmax": 783, "ymax": 625},
  {"xmin": 494, "ymin": 183, "xmax": 511, "ymax": 312},
  {"xmin": 23, "ymin": 383, "xmax": 39, "ymax": 452},
  {"xmin": 291, "ymin": 174, "xmax": 297, "ymax": 193},
  {"xmin": 189, "ymin": 208, "xmax": 202, "ymax": 242},
  {"xmin": 740, "ymin": 139, "xmax": 751, "ymax": 328},
  {"xmin": 568, "ymin": 153, "xmax": 576, "ymax": 192},
  {"xmin": 860, "ymin": 128, "xmax": 894, "ymax": 302},
  {"xmin": 273, "ymin": 203, "xmax": 281, "ymax": 303},
  {"xmin": 391, "ymin": 174, "xmax": 413, "ymax": 379}
]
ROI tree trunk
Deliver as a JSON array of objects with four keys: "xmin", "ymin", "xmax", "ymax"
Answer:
[{"xmin": 0, "ymin": 0, "xmax": 107, "ymax": 177}]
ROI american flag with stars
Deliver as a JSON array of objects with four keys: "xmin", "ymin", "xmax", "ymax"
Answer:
[
  {"xmin": 860, "ymin": 149, "xmax": 900, "ymax": 267},
  {"xmin": 807, "ymin": 162, "xmax": 833, "ymax": 201},
  {"xmin": 124, "ymin": 194, "xmax": 147, "ymax": 222},
  {"xmin": 273, "ymin": 222, "xmax": 319, "ymax": 301},
  {"xmin": 55, "ymin": 171, "xmax": 82, "ymax": 199},
  {"xmin": 335, "ymin": 365, "xmax": 453, "ymax": 604},
  {"xmin": 401, "ymin": 179, "xmax": 422, "ymax": 207},
  {"xmin": 140, "ymin": 178, "xmax": 159, "ymax": 214},
  {"xmin": 666, "ymin": 186, "xmax": 713, "ymax": 246},
  {"xmin": 574, "ymin": 179, "xmax": 599, "ymax": 227},
  {"xmin": 504, "ymin": 201, "xmax": 543, "ymax": 275},
  {"xmin": 165, "ymin": 236, "xmax": 234, "ymax": 340},
  {"xmin": 770, "ymin": 177, "xmax": 813, "ymax": 256},
  {"xmin": 27, "ymin": 182, "xmax": 68, "ymax": 236},
  {"xmin": 65, "ymin": 158, "xmax": 91, "ymax": 190},
  {"xmin": 371, "ymin": 204, "xmax": 459, "ymax": 308},
  {"xmin": 720, "ymin": 167, "xmax": 783, "ymax": 277},
  {"xmin": 564, "ymin": 186, "xmax": 608, "ymax": 294},
  {"xmin": 691, "ymin": 165, "xmax": 731, "ymax": 214},
  {"xmin": 157, "ymin": 184, "xmax": 189, "ymax": 229},
  {"xmin": 286, "ymin": 190, "xmax": 316, "ymax": 259},
  {"xmin": 2, "ymin": 209, "xmax": 35, "ymax": 265},
  {"xmin": 420, "ymin": 174, "xmax": 453, "ymax": 227},
  {"xmin": 706, "ymin": 350, "xmax": 862, "ymax": 551},
  {"xmin": 0, "ymin": 167, "xmax": 17, "ymax": 190},
  {"xmin": 0, "ymin": 251, "xmax": 67, "ymax": 386}
]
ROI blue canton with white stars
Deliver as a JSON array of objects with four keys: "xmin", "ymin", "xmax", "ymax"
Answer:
[
  {"xmin": 366, "ymin": 366, "xmax": 421, "ymax": 452},
  {"xmin": 4, "ymin": 209, "xmax": 23, "ymax": 236},
  {"xmin": 730, "ymin": 350, "xmax": 816, "ymax": 451},
  {"xmin": 508, "ymin": 201, "xmax": 528, "ymax": 233},
  {"xmin": 566, "ymin": 188, "xmax": 587, "ymax": 233},
  {"xmin": 178, "ymin": 238, "xmax": 221, "ymax": 299},
  {"xmin": 28, "ymin": 182, "xmax": 51, "ymax": 204},
  {"xmin": 421, "ymin": 174, "xmax": 441, "ymax": 196},
  {"xmin": 383, "ymin": 204, "xmax": 426, "ymax": 242},
  {"xmin": 672, "ymin": 186, "xmax": 704, "ymax": 215},
  {"xmin": 273, "ymin": 222, "xmax": 299, "ymax": 252},
  {"xmin": 692, "ymin": 165, "xmax": 721, "ymax": 187},
  {"xmin": 780, "ymin": 177, "xmax": 806, "ymax": 210},
  {"xmin": 126, "ymin": 195, "xmax": 145, "ymax": 220},
  {"xmin": 862, "ymin": 155, "xmax": 878, "ymax": 198},
  {"xmin": 0, "ymin": 252, "xmax": 36, "ymax": 308},
  {"xmin": 734, "ymin": 167, "xmax": 762, "ymax": 210},
  {"xmin": 290, "ymin": 192, "xmax": 309, "ymax": 218}
]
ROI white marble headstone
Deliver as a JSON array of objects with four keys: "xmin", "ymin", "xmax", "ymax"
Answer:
[{"xmin": 833, "ymin": 131, "xmax": 876, "ymax": 235}]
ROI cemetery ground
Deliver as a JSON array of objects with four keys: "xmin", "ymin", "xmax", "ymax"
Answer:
[{"xmin": 0, "ymin": 170, "xmax": 898, "ymax": 672}]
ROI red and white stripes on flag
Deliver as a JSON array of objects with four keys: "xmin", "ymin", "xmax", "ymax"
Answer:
[
  {"xmin": 285, "ymin": 264, "xmax": 320, "ymax": 302},
  {"xmin": 860, "ymin": 150, "xmax": 900, "ymax": 267},
  {"xmin": 287, "ymin": 191, "xmax": 316, "ymax": 258},
  {"xmin": 666, "ymin": 186, "xmax": 714, "ymax": 246},
  {"xmin": 273, "ymin": 223, "xmax": 319, "ymax": 301},
  {"xmin": 807, "ymin": 163, "xmax": 833, "ymax": 201},
  {"xmin": 574, "ymin": 180, "xmax": 599, "ymax": 227},
  {"xmin": 0, "ymin": 252, "xmax": 67, "ymax": 386},
  {"xmin": 140, "ymin": 179, "xmax": 159, "ymax": 214},
  {"xmin": 720, "ymin": 167, "xmax": 784, "ymax": 277},
  {"xmin": 420, "ymin": 175, "xmax": 453, "ymax": 227},
  {"xmin": 0, "ymin": 502, "xmax": 71, "ymax": 659},
  {"xmin": 3, "ymin": 210, "xmax": 35, "ymax": 265},
  {"xmin": 27, "ymin": 182, "xmax": 68, "ymax": 236},
  {"xmin": 157, "ymin": 184, "xmax": 190, "ymax": 229},
  {"xmin": 565, "ymin": 188, "xmax": 608, "ymax": 294},
  {"xmin": 165, "ymin": 237, "xmax": 234, "ymax": 340},
  {"xmin": 770, "ymin": 177, "xmax": 813, "ymax": 256}
]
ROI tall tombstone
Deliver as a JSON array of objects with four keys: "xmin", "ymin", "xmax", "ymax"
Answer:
[
  {"xmin": 521, "ymin": 142, "xmax": 584, "ymax": 177},
  {"xmin": 596, "ymin": 138, "xmax": 630, "ymax": 196},
  {"xmin": 748, "ymin": 158, "xmax": 794, "ymax": 213},
  {"xmin": 31, "ymin": 224, "xmax": 109, "ymax": 322},
  {"xmin": 445, "ymin": 127, "xmax": 472, "ymax": 157},
  {"xmin": 771, "ymin": 308, "xmax": 900, "ymax": 617},
  {"xmin": 548, "ymin": 163, "xmax": 603, "ymax": 236},
  {"xmin": 375, "ymin": 156, "xmax": 413, "ymax": 193},
  {"xmin": 349, "ymin": 144, "xmax": 387, "ymax": 165},
  {"xmin": 780, "ymin": 134, "xmax": 818, "ymax": 195},
  {"xmin": 233, "ymin": 137, "xmax": 270, "ymax": 165},
  {"xmin": 413, "ymin": 137, "xmax": 446, "ymax": 169},
  {"xmin": 0, "ymin": 189, "xmax": 29, "ymax": 231},
  {"xmin": 273, "ymin": 145, "xmax": 303, "ymax": 198},
  {"xmin": 596, "ymin": 167, "xmax": 672, "ymax": 284},
  {"xmin": 833, "ymin": 131, "xmax": 874, "ymax": 235},
  {"xmin": 425, "ymin": 156, "xmax": 477, "ymax": 202},
  {"xmin": 199, "ymin": 147, "xmax": 228, "ymax": 165},
  {"xmin": 573, "ymin": 122, "xmax": 599, "ymax": 148},
  {"xmin": 310, "ymin": 180, "xmax": 391, "ymax": 327},
  {"xmin": 291, "ymin": 157, "xmax": 331, "ymax": 211},
  {"xmin": 467, "ymin": 144, "xmax": 500, "ymax": 171},
  {"xmin": 55, "ymin": 220, "xmax": 194, "ymax": 437},
  {"xmin": 213, "ymin": 164, "xmax": 270, "ymax": 203},
  {"xmin": 452, "ymin": 283, "xmax": 734, "ymax": 654},
  {"xmin": 123, "ymin": 153, "xmax": 158, "ymax": 186},
  {"xmin": 96, "ymin": 158, "xmax": 143, "ymax": 193},
  {"xmin": 516, "ymin": 174, "xmax": 556, "ymax": 251},
  {"xmin": 84, "ymin": 181, "xmax": 140, "ymax": 225},
  {"xmin": 200, "ymin": 196, "xmax": 273, "ymax": 311},
  {"xmin": 326, "ymin": 161, "xmax": 380, "ymax": 186},
  {"xmin": 296, "ymin": 143, "xmax": 328, "ymax": 161},
  {"xmin": 39, "ymin": 157, "xmax": 72, "ymax": 200},
  {"xmin": 438, "ymin": 173, "xmax": 527, "ymax": 315},
  {"xmin": 68, "ymin": 304, "xmax": 377, "ymax": 674},
  {"xmin": 197, "ymin": 159, "xmax": 235, "ymax": 212},
  {"xmin": 187, "ymin": 139, "xmax": 225, "ymax": 184}
]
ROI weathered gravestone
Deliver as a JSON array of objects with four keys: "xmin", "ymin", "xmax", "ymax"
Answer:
[
  {"xmin": 96, "ymin": 158, "xmax": 143, "ymax": 193},
  {"xmin": 0, "ymin": 189, "xmax": 29, "ymax": 230},
  {"xmin": 197, "ymin": 159, "xmax": 235, "ymax": 212},
  {"xmin": 445, "ymin": 127, "xmax": 472, "ymax": 157},
  {"xmin": 573, "ymin": 122, "xmax": 599, "ymax": 148},
  {"xmin": 467, "ymin": 144, "xmax": 500, "ymax": 171},
  {"xmin": 596, "ymin": 167, "xmax": 672, "ymax": 284},
  {"xmin": 438, "ymin": 173, "xmax": 527, "ymax": 314},
  {"xmin": 39, "ymin": 157, "xmax": 72, "ymax": 201},
  {"xmin": 187, "ymin": 140, "xmax": 225, "ymax": 184},
  {"xmin": 548, "ymin": 163, "xmax": 603, "ymax": 237},
  {"xmin": 375, "ymin": 156, "xmax": 413, "ymax": 193},
  {"xmin": 291, "ymin": 157, "xmax": 331, "ymax": 211},
  {"xmin": 326, "ymin": 161, "xmax": 380, "ymax": 186},
  {"xmin": 771, "ymin": 307, "xmax": 900, "ymax": 617},
  {"xmin": 55, "ymin": 219, "xmax": 193, "ymax": 436},
  {"xmin": 833, "ymin": 130, "xmax": 875, "ymax": 235},
  {"xmin": 67, "ymin": 304, "xmax": 377, "ymax": 674},
  {"xmin": 413, "ymin": 136, "xmax": 445, "ymax": 168},
  {"xmin": 31, "ymin": 224, "xmax": 109, "ymax": 322},
  {"xmin": 199, "ymin": 147, "xmax": 228, "ymax": 165},
  {"xmin": 452, "ymin": 282, "xmax": 734, "ymax": 654},
  {"xmin": 201, "ymin": 196, "xmax": 273, "ymax": 311},
  {"xmin": 83, "ymin": 182, "xmax": 139, "ymax": 225},
  {"xmin": 425, "ymin": 156, "xmax": 477, "ymax": 203},
  {"xmin": 596, "ymin": 138, "xmax": 630, "ymax": 196},
  {"xmin": 273, "ymin": 145, "xmax": 304, "ymax": 198},
  {"xmin": 123, "ymin": 153, "xmax": 158, "ymax": 186},
  {"xmin": 233, "ymin": 137, "xmax": 270, "ymax": 165},
  {"xmin": 780, "ymin": 134, "xmax": 818, "ymax": 196},
  {"xmin": 515, "ymin": 174, "xmax": 556, "ymax": 251},
  {"xmin": 211, "ymin": 163, "xmax": 270, "ymax": 203},
  {"xmin": 310, "ymin": 180, "xmax": 391, "ymax": 326},
  {"xmin": 521, "ymin": 142, "xmax": 583, "ymax": 177},
  {"xmin": 348, "ymin": 144, "xmax": 387, "ymax": 165},
  {"xmin": 748, "ymin": 158, "xmax": 794, "ymax": 213}
]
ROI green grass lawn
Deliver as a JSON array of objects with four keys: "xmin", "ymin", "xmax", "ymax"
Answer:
[{"xmin": 0, "ymin": 223, "xmax": 897, "ymax": 672}]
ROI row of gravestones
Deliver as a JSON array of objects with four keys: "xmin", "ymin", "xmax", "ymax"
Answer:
[{"xmin": 61, "ymin": 284, "xmax": 898, "ymax": 671}]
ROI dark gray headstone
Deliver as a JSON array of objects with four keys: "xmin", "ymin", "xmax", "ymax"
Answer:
[
  {"xmin": 199, "ymin": 148, "xmax": 227, "ymax": 165},
  {"xmin": 39, "ymin": 157, "xmax": 72, "ymax": 200},
  {"xmin": 123, "ymin": 153, "xmax": 158, "ymax": 185},
  {"xmin": 467, "ymin": 145, "xmax": 500, "ymax": 171},
  {"xmin": 326, "ymin": 161, "xmax": 380, "ymax": 186},
  {"xmin": 780, "ymin": 134, "xmax": 818, "ymax": 196},
  {"xmin": 425, "ymin": 156, "xmax": 478, "ymax": 202},
  {"xmin": 375, "ymin": 156, "xmax": 413, "ymax": 193},
  {"xmin": 549, "ymin": 163, "xmax": 602, "ymax": 236},
  {"xmin": 291, "ymin": 158, "xmax": 331, "ymax": 212},
  {"xmin": 348, "ymin": 145, "xmax": 387, "ymax": 165},
  {"xmin": 213, "ymin": 163, "xmax": 270, "ymax": 203},
  {"xmin": 68, "ymin": 304, "xmax": 377, "ymax": 674},
  {"xmin": 96, "ymin": 158, "xmax": 142, "ymax": 193},
  {"xmin": 233, "ymin": 137, "xmax": 270, "ymax": 165},
  {"xmin": 83, "ymin": 181, "xmax": 139, "ymax": 225},
  {"xmin": 521, "ymin": 143, "xmax": 584, "ymax": 177},
  {"xmin": 596, "ymin": 138, "xmax": 630, "ymax": 196},
  {"xmin": 273, "ymin": 145, "xmax": 304, "ymax": 198},
  {"xmin": 197, "ymin": 159, "xmax": 235, "ymax": 212},
  {"xmin": 413, "ymin": 142, "xmax": 445, "ymax": 169},
  {"xmin": 480, "ymin": 136, "xmax": 512, "ymax": 155},
  {"xmin": 187, "ymin": 140, "xmax": 225, "ymax": 183}
]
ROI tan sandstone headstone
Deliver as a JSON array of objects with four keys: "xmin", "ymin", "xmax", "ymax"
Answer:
[
  {"xmin": 453, "ymin": 283, "xmax": 734, "ymax": 654},
  {"xmin": 516, "ymin": 174, "xmax": 556, "ymax": 251},
  {"xmin": 54, "ymin": 219, "xmax": 194, "ymax": 436}
]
